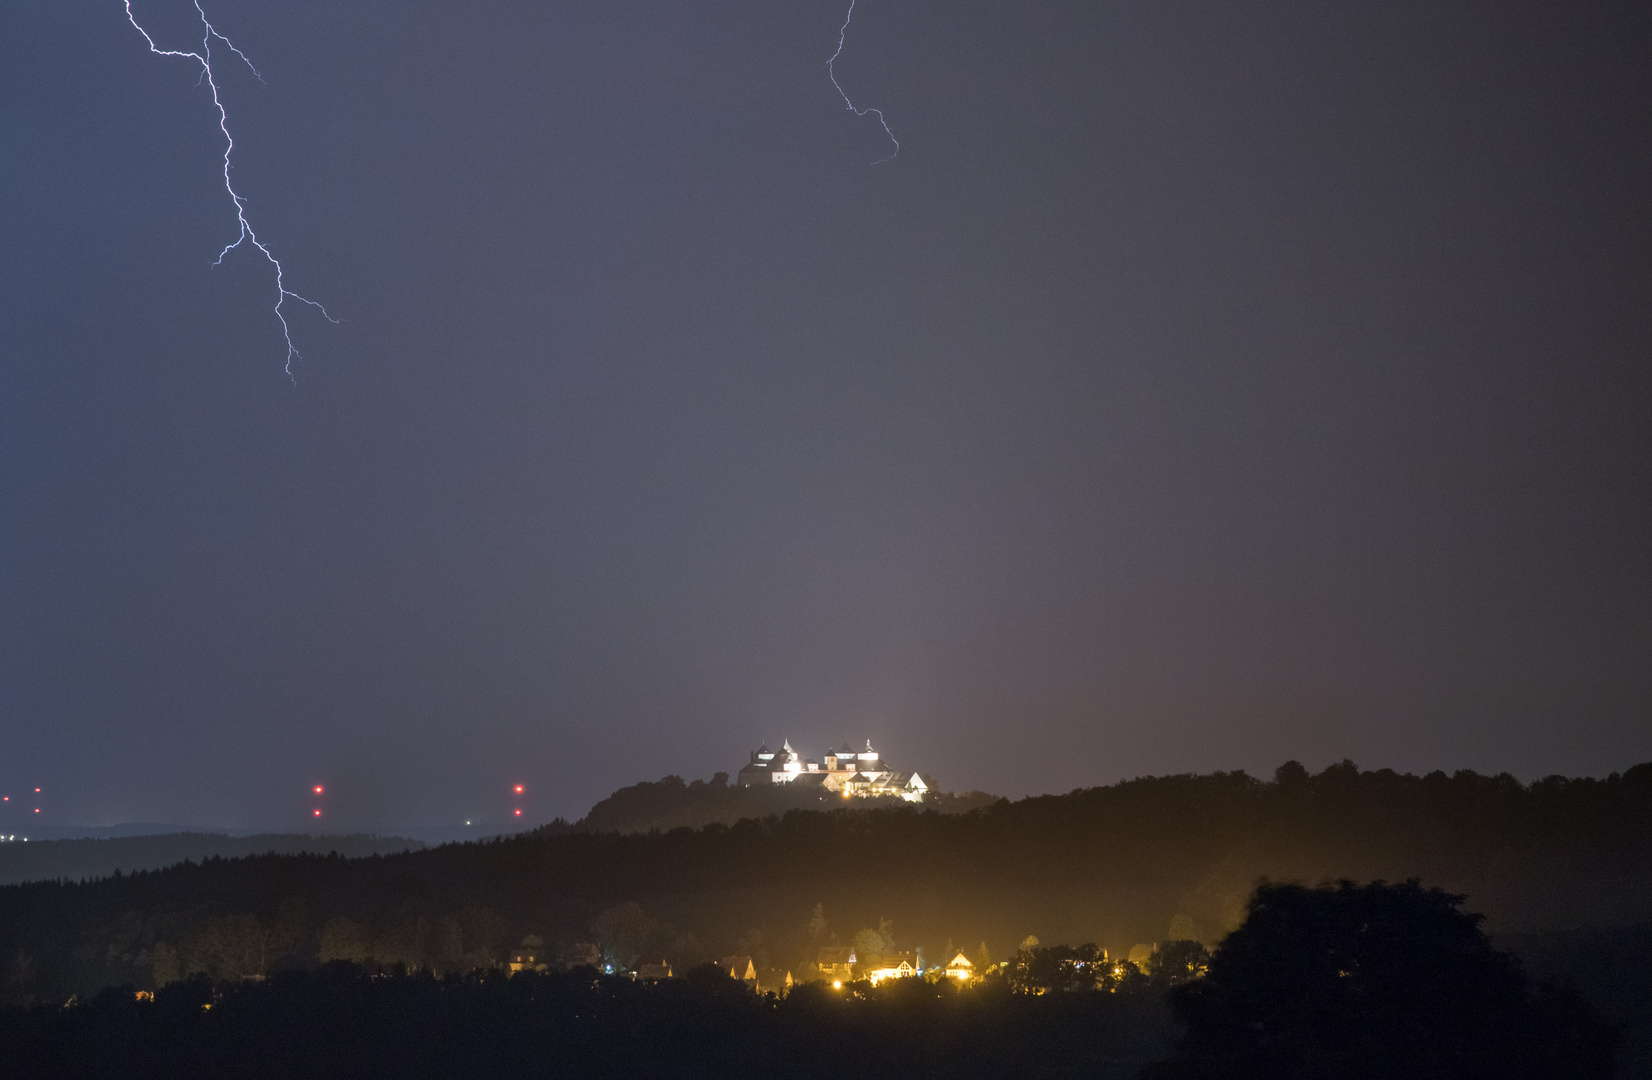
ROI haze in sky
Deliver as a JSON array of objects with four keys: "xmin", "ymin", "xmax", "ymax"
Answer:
[{"xmin": 2, "ymin": 0, "xmax": 1648, "ymax": 831}]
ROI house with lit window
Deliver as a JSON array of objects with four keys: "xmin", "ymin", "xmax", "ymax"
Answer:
[
  {"xmin": 509, "ymin": 939, "xmax": 548, "ymax": 973},
  {"xmin": 944, "ymin": 953, "xmax": 975, "ymax": 981},
  {"xmin": 866, "ymin": 952, "xmax": 920, "ymax": 985},
  {"xmin": 816, "ymin": 946, "xmax": 856, "ymax": 983},
  {"xmin": 737, "ymin": 740, "xmax": 935, "ymax": 802}
]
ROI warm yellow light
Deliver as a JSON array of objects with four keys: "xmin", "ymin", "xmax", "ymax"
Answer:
[{"xmin": 833, "ymin": 980, "xmax": 842, "ymax": 988}]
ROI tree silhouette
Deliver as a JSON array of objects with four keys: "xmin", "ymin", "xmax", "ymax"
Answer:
[
  {"xmin": 1149, "ymin": 880, "xmax": 1617, "ymax": 1079},
  {"xmin": 1148, "ymin": 939, "xmax": 1210, "ymax": 988}
]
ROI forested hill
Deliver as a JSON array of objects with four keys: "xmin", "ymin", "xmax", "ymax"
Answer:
[
  {"xmin": 0, "ymin": 833, "xmax": 424, "ymax": 887},
  {"xmin": 1, "ymin": 762, "xmax": 1648, "ymax": 1003},
  {"xmin": 569, "ymin": 774, "xmax": 999, "ymax": 833}
]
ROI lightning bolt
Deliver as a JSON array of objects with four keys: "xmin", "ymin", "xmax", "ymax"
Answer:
[
  {"xmin": 123, "ymin": 1, "xmax": 335, "ymax": 381},
  {"xmin": 827, "ymin": 1, "xmax": 899, "ymax": 165}
]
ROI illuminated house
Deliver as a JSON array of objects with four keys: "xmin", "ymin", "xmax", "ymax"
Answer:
[
  {"xmin": 944, "ymin": 952, "xmax": 975, "ymax": 981},
  {"xmin": 737, "ymin": 740, "xmax": 935, "ymax": 802},
  {"xmin": 509, "ymin": 941, "xmax": 547, "ymax": 973},
  {"xmin": 816, "ymin": 946, "xmax": 856, "ymax": 983},
  {"xmin": 865, "ymin": 952, "xmax": 920, "ymax": 985}
]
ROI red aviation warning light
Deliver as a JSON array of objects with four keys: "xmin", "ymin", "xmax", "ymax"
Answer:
[
  {"xmin": 313, "ymin": 809, "xmax": 322, "ymax": 817},
  {"xmin": 514, "ymin": 785, "xmax": 524, "ymax": 794},
  {"xmin": 514, "ymin": 808, "xmax": 522, "ymax": 816},
  {"xmin": 314, "ymin": 785, "xmax": 324, "ymax": 794}
]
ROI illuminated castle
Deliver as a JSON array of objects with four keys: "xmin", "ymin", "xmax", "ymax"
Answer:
[{"xmin": 735, "ymin": 739, "xmax": 934, "ymax": 802}]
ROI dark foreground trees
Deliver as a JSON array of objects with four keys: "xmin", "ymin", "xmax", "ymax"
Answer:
[
  {"xmin": 5, "ymin": 761, "xmax": 1650, "ymax": 1003},
  {"xmin": 0, "ymin": 879, "xmax": 1626, "ymax": 1079},
  {"xmin": 1148, "ymin": 880, "xmax": 1617, "ymax": 1080},
  {"xmin": 0, "ymin": 964, "xmax": 1172, "ymax": 1080}
]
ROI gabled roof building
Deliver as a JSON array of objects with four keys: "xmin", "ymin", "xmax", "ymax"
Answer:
[
  {"xmin": 721, "ymin": 955, "xmax": 758, "ymax": 986},
  {"xmin": 737, "ymin": 740, "xmax": 934, "ymax": 802},
  {"xmin": 816, "ymin": 946, "xmax": 856, "ymax": 983},
  {"xmin": 866, "ymin": 952, "xmax": 920, "ymax": 985}
]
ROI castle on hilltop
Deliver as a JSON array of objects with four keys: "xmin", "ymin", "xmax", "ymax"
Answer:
[{"xmin": 735, "ymin": 740, "xmax": 934, "ymax": 802}]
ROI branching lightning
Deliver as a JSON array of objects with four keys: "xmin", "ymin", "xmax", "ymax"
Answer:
[
  {"xmin": 123, "ymin": 1, "xmax": 335, "ymax": 380},
  {"xmin": 828, "ymin": 1, "xmax": 899, "ymax": 165}
]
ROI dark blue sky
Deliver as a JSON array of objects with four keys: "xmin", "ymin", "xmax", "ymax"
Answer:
[{"xmin": 2, "ymin": 0, "xmax": 1649, "ymax": 832}]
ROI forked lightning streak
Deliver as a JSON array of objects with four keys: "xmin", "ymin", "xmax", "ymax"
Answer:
[
  {"xmin": 828, "ymin": 0, "xmax": 900, "ymax": 164},
  {"xmin": 123, "ymin": 1, "xmax": 335, "ymax": 380}
]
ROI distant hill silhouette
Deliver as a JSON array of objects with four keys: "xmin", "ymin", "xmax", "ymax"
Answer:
[
  {"xmin": 2, "ymin": 759, "xmax": 1650, "ymax": 1070},
  {"xmin": 0, "ymin": 833, "xmax": 424, "ymax": 887}
]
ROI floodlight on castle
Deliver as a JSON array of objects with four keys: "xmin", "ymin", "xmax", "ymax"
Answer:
[{"xmin": 735, "ymin": 739, "xmax": 934, "ymax": 802}]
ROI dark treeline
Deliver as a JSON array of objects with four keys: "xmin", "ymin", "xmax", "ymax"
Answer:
[
  {"xmin": 2, "ymin": 762, "xmax": 1649, "ymax": 1024},
  {"xmin": 0, "ymin": 880, "xmax": 1625, "ymax": 1079},
  {"xmin": 0, "ymin": 965, "xmax": 1174, "ymax": 1080},
  {"xmin": 0, "ymin": 833, "xmax": 424, "ymax": 888}
]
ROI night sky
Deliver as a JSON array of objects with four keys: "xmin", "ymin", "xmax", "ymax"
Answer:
[{"xmin": 2, "ymin": 0, "xmax": 1649, "ymax": 832}]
